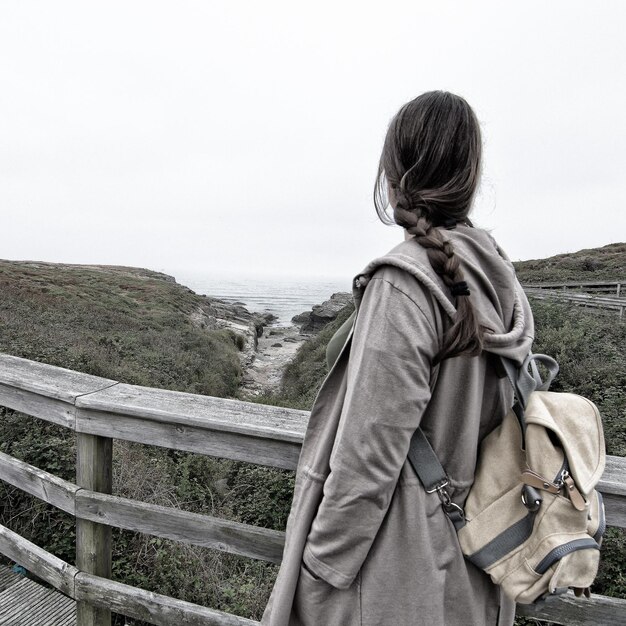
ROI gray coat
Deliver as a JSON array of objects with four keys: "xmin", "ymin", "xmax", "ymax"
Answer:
[{"xmin": 262, "ymin": 226, "xmax": 534, "ymax": 626}]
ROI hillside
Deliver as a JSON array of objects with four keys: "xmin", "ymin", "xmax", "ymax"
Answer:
[
  {"xmin": 0, "ymin": 259, "xmax": 263, "ymax": 397},
  {"xmin": 514, "ymin": 242, "xmax": 626, "ymax": 283}
]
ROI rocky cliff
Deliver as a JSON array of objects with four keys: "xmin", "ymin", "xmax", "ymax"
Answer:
[{"xmin": 292, "ymin": 292, "xmax": 352, "ymax": 333}]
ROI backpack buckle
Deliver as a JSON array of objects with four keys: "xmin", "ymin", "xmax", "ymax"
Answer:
[
  {"xmin": 425, "ymin": 478, "xmax": 450, "ymax": 494},
  {"xmin": 431, "ymin": 481, "xmax": 466, "ymax": 528}
]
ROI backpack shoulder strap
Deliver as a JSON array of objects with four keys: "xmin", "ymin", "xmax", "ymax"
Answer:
[
  {"xmin": 407, "ymin": 352, "xmax": 558, "ymax": 529},
  {"xmin": 503, "ymin": 353, "xmax": 559, "ymax": 410}
]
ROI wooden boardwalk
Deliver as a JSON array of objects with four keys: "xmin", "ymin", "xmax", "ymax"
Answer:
[{"xmin": 0, "ymin": 565, "xmax": 75, "ymax": 626}]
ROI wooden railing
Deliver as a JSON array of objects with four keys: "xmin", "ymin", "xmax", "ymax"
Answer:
[
  {"xmin": 521, "ymin": 281, "xmax": 626, "ymax": 319},
  {"xmin": 524, "ymin": 289, "xmax": 626, "ymax": 319},
  {"xmin": 523, "ymin": 281, "xmax": 624, "ymax": 296},
  {"xmin": 0, "ymin": 354, "xmax": 625, "ymax": 625}
]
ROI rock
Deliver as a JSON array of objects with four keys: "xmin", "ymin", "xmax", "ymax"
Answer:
[
  {"xmin": 296, "ymin": 292, "xmax": 353, "ymax": 333},
  {"xmin": 197, "ymin": 297, "xmax": 265, "ymax": 365},
  {"xmin": 291, "ymin": 311, "xmax": 311, "ymax": 325},
  {"xmin": 271, "ymin": 342, "xmax": 283, "ymax": 348}
]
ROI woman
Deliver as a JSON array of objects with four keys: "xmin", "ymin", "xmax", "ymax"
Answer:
[{"xmin": 262, "ymin": 91, "xmax": 534, "ymax": 626}]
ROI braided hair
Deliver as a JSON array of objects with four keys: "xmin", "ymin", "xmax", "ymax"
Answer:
[{"xmin": 373, "ymin": 91, "xmax": 484, "ymax": 363}]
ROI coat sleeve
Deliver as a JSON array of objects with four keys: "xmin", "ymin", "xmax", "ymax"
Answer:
[{"xmin": 302, "ymin": 270, "xmax": 440, "ymax": 589}]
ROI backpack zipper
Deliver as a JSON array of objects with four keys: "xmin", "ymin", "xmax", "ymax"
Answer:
[
  {"xmin": 554, "ymin": 464, "xmax": 587, "ymax": 511},
  {"xmin": 522, "ymin": 458, "xmax": 587, "ymax": 511},
  {"xmin": 553, "ymin": 458, "xmax": 569, "ymax": 487}
]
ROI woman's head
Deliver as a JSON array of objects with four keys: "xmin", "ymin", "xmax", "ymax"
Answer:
[
  {"xmin": 374, "ymin": 90, "xmax": 482, "ymax": 226},
  {"xmin": 374, "ymin": 91, "xmax": 485, "ymax": 362}
]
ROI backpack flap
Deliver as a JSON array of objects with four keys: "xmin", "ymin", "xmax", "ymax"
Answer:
[{"xmin": 524, "ymin": 391, "xmax": 606, "ymax": 499}]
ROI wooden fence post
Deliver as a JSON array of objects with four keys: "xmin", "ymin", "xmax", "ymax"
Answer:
[{"xmin": 76, "ymin": 433, "xmax": 113, "ymax": 626}]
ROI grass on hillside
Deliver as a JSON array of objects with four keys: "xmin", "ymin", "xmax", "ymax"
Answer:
[
  {"xmin": 0, "ymin": 260, "xmax": 243, "ymax": 396},
  {"xmin": 514, "ymin": 242, "xmax": 626, "ymax": 284}
]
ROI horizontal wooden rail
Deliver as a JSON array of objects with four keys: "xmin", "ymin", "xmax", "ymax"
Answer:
[
  {"xmin": 525, "ymin": 289, "xmax": 625, "ymax": 306},
  {"xmin": 75, "ymin": 572, "xmax": 258, "ymax": 626},
  {"xmin": 0, "ymin": 450, "xmax": 78, "ymax": 515},
  {"xmin": 0, "ymin": 443, "xmax": 621, "ymax": 534},
  {"xmin": 0, "ymin": 452, "xmax": 285, "ymax": 561},
  {"xmin": 0, "ymin": 524, "xmax": 78, "ymax": 598},
  {"xmin": 525, "ymin": 289, "xmax": 626, "ymax": 318},
  {"xmin": 517, "ymin": 593, "xmax": 626, "ymax": 626},
  {"xmin": 0, "ymin": 354, "xmax": 305, "ymax": 470},
  {"xmin": 523, "ymin": 281, "xmax": 624, "ymax": 296},
  {"xmin": 76, "ymin": 491, "xmax": 285, "ymax": 562}
]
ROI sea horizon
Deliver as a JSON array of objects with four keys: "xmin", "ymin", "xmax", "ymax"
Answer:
[{"xmin": 167, "ymin": 268, "xmax": 354, "ymax": 327}]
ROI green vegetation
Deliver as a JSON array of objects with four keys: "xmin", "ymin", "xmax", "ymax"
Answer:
[
  {"xmin": 0, "ymin": 261, "xmax": 242, "ymax": 395},
  {"xmin": 528, "ymin": 298, "xmax": 626, "ymax": 615},
  {"xmin": 530, "ymin": 299, "xmax": 626, "ymax": 457},
  {"xmin": 514, "ymin": 241, "xmax": 625, "ymax": 283}
]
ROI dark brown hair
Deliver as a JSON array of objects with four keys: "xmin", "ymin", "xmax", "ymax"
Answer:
[{"xmin": 374, "ymin": 90, "xmax": 484, "ymax": 362}]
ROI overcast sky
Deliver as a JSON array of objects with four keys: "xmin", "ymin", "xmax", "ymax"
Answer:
[{"xmin": 1, "ymin": 1, "xmax": 625, "ymax": 280}]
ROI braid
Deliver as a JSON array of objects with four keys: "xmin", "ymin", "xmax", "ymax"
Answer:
[
  {"xmin": 373, "ymin": 91, "xmax": 485, "ymax": 362},
  {"xmin": 394, "ymin": 198, "xmax": 483, "ymax": 363}
]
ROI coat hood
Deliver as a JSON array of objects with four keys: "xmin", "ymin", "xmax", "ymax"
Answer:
[{"xmin": 351, "ymin": 225, "xmax": 534, "ymax": 366}]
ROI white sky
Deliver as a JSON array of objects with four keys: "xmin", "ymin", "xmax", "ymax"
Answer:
[{"xmin": 1, "ymin": 1, "xmax": 625, "ymax": 280}]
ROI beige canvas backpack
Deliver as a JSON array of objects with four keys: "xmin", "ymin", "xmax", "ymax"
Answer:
[{"xmin": 408, "ymin": 353, "xmax": 606, "ymax": 604}]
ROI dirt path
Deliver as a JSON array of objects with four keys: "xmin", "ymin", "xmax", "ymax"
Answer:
[{"xmin": 240, "ymin": 324, "xmax": 307, "ymax": 396}]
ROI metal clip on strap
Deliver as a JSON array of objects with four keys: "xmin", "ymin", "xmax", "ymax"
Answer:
[{"xmin": 407, "ymin": 429, "xmax": 466, "ymax": 530}]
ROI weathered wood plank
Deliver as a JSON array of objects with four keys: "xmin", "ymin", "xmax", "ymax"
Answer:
[
  {"xmin": 0, "ymin": 354, "xmax": 117, "ymax": 429},
  {"xmin": 0, "ymin": 564, "xmax": 21, "ymax": 592},
  {"xmin": 75, "ymin": 490, "xmax": 285, "ymax": 562},
  {"xmin": 0, "ymin": 382, "xmax": 76, "ymax": 428},
  {"xmin": 516, "ymin": 591, "xmax": 626, "ymax": 625},
  {"xmin": 0, "ymin": 451, "xmax": 78, "ymax": 515},
  {"xmin": 75, "ymin": 382, "xmax": 307, "ymax": 443},
  {"xmin": 0, "ymin": 354, "xmax": 116, "ymax": 404},
  {"xmin": 603, "ymin": 492, "xmax": 626, "ymax": 529},
  {"xmin": 75, "ymin": 572, "xmax": 258, "ymax": 626},
  {"xmin": 599, "ymin": 457, "xmax": 626, "ymax": 528},
  {"xmin": 524, "ymin": 281, "xmax": 624, "ymax": 289},
  {"xmin": 0, "ymin": 576, "xmax": 76, "ymax": 625},
  {"xmin": 0, "ymin": 523, "xmax": 77, "ymax": 597},
  {"xmin": 75, "ymin": 408, "xmax": 302, "ymax": 470},
  {"xmin": 76, "ymin": 434, "xmax": 112, "ymax": 626},
  {"xmin": 599, "ymin": 455, "xmax": 626, "ymax": 497}
]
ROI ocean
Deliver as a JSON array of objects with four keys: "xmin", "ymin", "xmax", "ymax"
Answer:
[{"xmin": 171, "ymin": 270, "xmax": 353, "ymax": 327}]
